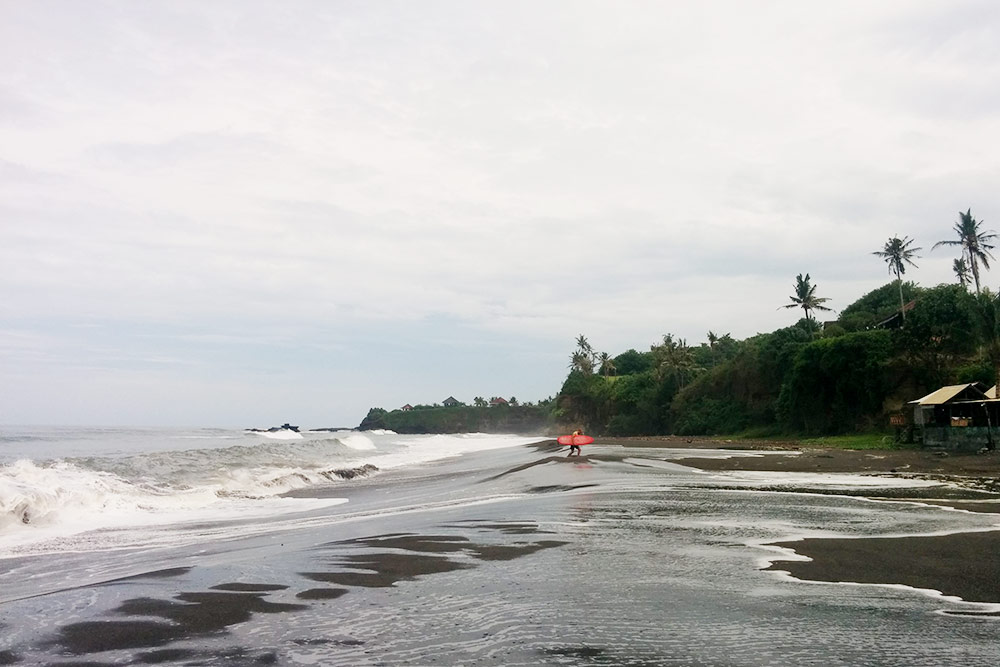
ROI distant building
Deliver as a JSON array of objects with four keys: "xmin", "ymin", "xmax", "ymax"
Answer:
[
  {"xmin": 442, "ymin": 396, "xmax": 461, "ymax": 407},
  {"xmin": 908, "ymin": 382, "xmax": 998, "ymax": 451},
  {"xmin": 400, "ymin": 404, "xmax": 413, "ymax": 411},
  {"xmin": 490, "ymin": 397, "xmax": 509, "ymax": 407}
]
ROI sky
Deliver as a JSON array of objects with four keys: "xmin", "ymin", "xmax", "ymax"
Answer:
[{"xmin": 2, "ymin": 1, "xmax": 1000, "ymax": 427}]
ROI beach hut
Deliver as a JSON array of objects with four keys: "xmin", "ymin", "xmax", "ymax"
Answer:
[{"xmin": 908, "ymin": 382, "xmax": 997, "ymax": 450}]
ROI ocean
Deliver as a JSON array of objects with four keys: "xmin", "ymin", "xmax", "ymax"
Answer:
[{"xmin": 2, "ymin": 427, "xmax": 1000, "ymax": 665}]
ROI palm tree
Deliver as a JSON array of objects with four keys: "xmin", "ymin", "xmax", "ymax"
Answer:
[
  {"xmin": 932, "ymin": 209, "xmax": 997, "ymax": 294},
  {"xmin": 781, "ymin": 273, "xmax": 832, "ymax": 321},
  {"xmin": 569, "ymin": 335, "xmax": 597, "ymax": 374},
  {"xmin": 954, "ymin": 257, "xmax": 972, "ymax": 290},
  {"xmin": 569, "ymin": 350, "xmax": 594, "ymax": 374},
  {"xmin": 651, "ymin": 334, "xmax": 700, "ymax": 387},
  {"xmin": 598, "ymin": 352, "xmax": 616, "ymax": 377},
  {"xmin": 873, "ymin": 235, "xmax": 921, "ymax": 321}
]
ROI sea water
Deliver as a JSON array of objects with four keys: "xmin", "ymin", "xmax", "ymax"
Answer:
[{"xmin": 0, "ymin": 426, "xmax": 546, "ymax": 557}]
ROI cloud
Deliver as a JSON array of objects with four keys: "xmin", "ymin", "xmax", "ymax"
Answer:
[{"xmin": 1, "ymin": 1, "xmax": 998, "ymax": 424}]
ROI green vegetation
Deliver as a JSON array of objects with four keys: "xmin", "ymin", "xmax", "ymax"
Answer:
[
  {"xmin": 555, "ymin": 274, "xmax": 1000, "ymax": 439},
  {"xmin": 359, "ymin": 401, "xmax": 554, "ymax": 434}
]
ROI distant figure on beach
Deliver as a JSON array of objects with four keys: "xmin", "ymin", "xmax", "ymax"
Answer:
[{"xmin": 569, "ymin": 429, "xmax": 584, "ymax": 457}]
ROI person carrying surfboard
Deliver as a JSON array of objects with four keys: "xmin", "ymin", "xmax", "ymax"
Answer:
[{"xmin": 569, "ymin": 429, "xmax": 584, "ymax": 456}]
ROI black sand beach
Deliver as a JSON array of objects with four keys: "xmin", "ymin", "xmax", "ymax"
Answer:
[
  {"xmin": 3, "ymin": 438, "xmax": 1000, "ymax": 665},
  {"xmin": 590, "ymin": 436, "xmax": 1000, "ymax": 608}
]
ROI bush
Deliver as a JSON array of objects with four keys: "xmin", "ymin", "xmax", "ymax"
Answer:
[{"xmin": 778, "ymin": 329, "xmax": 893, "ymax": 434}]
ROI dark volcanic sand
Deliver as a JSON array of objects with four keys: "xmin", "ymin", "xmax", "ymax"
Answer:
[
  {"xmin": 764, "ymin": 530, "xmax": 1000, "ymax": 607},
  {"xmin": 594, "ymin": 435, "xmax": 1000, "ymax": 477}
]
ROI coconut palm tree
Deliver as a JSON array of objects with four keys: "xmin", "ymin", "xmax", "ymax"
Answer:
[
  {"xmin": 569, "ymin": 350, "xmax": 594, "ymax": 374},
  {"xmin": 933, "ymin": 209, "xmax": 997, "ymax": 294},
  {"xmin": 651, "ymin": 334, "xmax": 699, "ymax": 387},
  {"xmin": 598, "ymin": 352, "xmax": 616, "ymax": 377},
  {"xmin": 781, "ymin": 273, "xmax": 832, "ymax": 321},
  {"xmin": 873, "ymin": 235, "xmax": 921, "ymax": 321},
  {"xmin": 569, "ymin": 335, "xmax": 597, "ymax": 374},
  {"xmin": 954, "ymin": 258, "xmax": 972, "ymax": 289}
]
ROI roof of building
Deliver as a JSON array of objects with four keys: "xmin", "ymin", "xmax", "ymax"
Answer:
[
  {"xmin": 876, "ymin": 300, "xmax": 917, "ymax": 329},
  {"xmin": 909, "ymin": 383, "xmax": 989, "ymax": 405}
]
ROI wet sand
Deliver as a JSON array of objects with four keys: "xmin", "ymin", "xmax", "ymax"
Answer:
[
  {"xmin": 764, "ymin": 531, "xmax": 1000, "ymax": 608},
  {"xmin": 584, "ymin": 436, "xmax": 1000, "ymax": 609},
  {"xmin": 6, "ymin": 439, "xmax": 1000, "ymax": 664},
  {"xmin": 593, "ymin": 435, "xmax": 1000, "ymax": 477}
]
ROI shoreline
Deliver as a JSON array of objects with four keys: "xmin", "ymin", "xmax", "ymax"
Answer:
[
  {"xmin": 581, "ymin": 434, "xmax": 1000, "ymax": 479},
  {"xmin": 564, "ymin": 435, "xmax": 1000, "ymax": 607}
]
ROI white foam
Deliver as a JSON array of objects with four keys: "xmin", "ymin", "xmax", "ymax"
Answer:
[
  {"xmin": 258, "ymin": 430, "xmax": 304, "ymax": 440},
  {"xmin": 0, "ymin": 457, "xmax": 354, "ymax": 555},
  {"xmin": 340, "ymin": 434, "xmax": 376, "ymax": 450},
  {"xmin": 2, "ymin": 496, "xmax": 349, "ymax": 557}
]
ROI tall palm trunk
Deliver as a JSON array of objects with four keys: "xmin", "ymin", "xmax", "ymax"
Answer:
[
  {"xmin": 895, "ymin": 267, "xmax": 906, "ymax": 321},
  {"xmin": 970, "ymin": 249, "xmax": 983, "ymax": 294}
]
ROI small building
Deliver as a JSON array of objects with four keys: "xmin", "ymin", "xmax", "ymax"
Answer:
[
  {"xmin": 909, "ymin": 382, "xmax": 998, "ymax": 451},
  {"xmin": 876, "ymin": 300, "xmax": 917, "ymax": 329},
  {"xmin": 442, "ymin": 396, "xmax": 461, "ymax": 407},
  {"xmin": 400, "ymin": 404, "xmax": 413, "ymax": 411},
  {"xmin": 489, "ymin": 397, "xmax": 509, "ymax": 407}
]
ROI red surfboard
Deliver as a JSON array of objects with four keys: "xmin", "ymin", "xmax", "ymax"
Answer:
[{"xmin": 557, "ymin": 434, "xmax": 594, "ymax": 446}]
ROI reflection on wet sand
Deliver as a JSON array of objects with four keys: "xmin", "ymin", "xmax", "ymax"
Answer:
[
  {"xmin": 42, "ymin": 522, "xmax": 565, "ymax": 660},
  {"xmin": 300, "ymin": 524, "xmax": 568, "ymax": 593},
  {"xmin": 50, "ymin": 589, "xmax": 306, "ymax": 654}
]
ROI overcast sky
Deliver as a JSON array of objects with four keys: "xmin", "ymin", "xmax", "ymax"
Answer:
[{"xmin": 2, "ymin": 1, "xmax": 999, "ymax": 427}]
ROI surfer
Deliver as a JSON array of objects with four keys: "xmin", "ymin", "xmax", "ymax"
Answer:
[{"xmin": 569, "ymin": 429, "xmax": 584, "ymax": 456}]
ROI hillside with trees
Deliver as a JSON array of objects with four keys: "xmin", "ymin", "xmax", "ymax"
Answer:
[
  {"xmin": 359, "ymin": 399, "xmax": 555, "ymax": 434},
  {"xmin": 362, "ymin": 209, "xmax": 1000, "ymax": 438},
  {"xmin": 556, "ymin": 280, "xmax": 991, "ymax": 437}
]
